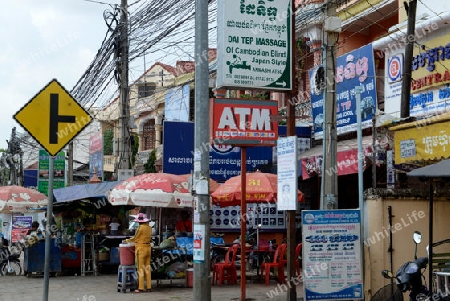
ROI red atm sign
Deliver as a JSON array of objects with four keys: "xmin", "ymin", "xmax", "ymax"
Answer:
[{"xmin": 210, "ymin": 98, "xmax": 278, "ymax": 146}]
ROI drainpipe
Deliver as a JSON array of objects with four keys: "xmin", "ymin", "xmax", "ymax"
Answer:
[{"xmin": 387, "ymin": 206, "xmax": 394, "ymax": 282}]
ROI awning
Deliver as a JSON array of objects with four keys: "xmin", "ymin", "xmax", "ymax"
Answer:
[
  {"xmin": 53, "ymin": 181, "xmax": 122, "ymax": 203},
  {"xmin": 298, "ymin": 136, "xmax": 373, "ymax": 179},
  {"xmin": 391, "ymin": 112, "xmax": 450, "ymax": 164}
]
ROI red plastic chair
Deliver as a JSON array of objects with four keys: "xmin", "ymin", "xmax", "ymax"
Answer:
[
  {"xmin": 295, "ymin": 243, "xmax": 302, "ymax": 276},
  {"xmin": 212, "ymin": 244, "xmax": 239, "ymax": 285},
  {"xmin": 260, "ymin": 243, "xmax": 287, "ymax": 285}
]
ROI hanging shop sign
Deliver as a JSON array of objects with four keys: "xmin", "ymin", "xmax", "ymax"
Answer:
[
  {"xmin": 210, "ymin": 98, "xmax": 278, "ymax": 146},
  {"xmin": 216, "ymin": 0, "xmax": 292, "ymax": 91}
]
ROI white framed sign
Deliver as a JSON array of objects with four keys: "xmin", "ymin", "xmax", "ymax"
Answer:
[{"xmin": 216, "ymin": 0, "xmax": 292, "ymax": 91}]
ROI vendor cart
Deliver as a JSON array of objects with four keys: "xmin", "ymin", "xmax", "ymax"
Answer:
[{"xmin": 24, "ymin": 238, "xmax": 62, "ymax": 277}]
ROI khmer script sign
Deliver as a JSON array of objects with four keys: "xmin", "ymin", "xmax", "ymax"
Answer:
[{"xmin": 216, "ymin": 0, "xmax": 292, "ymax": 91}]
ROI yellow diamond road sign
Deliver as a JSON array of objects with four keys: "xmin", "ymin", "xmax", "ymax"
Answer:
[{"xmin": 14, "ymin": 79, "xmax": 92, "ymax": 156}]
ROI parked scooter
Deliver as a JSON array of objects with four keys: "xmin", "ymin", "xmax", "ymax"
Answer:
[
  {"xmin": 0, "ymin": 238, "xmax": 22, "ymax": 276},
  {"xmin": 382, "ymin": 231, "xmax": 450, "ymax": 301}
]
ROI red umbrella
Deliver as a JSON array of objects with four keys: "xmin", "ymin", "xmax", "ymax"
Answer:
[
  {"xmin": 0, "ymin": 185, "xmax": 48, "ymax": 213},
  {"xmin": 108, "ymin": 173, "xmax": 193, "ymax": 208},
  {"xmin": 211, "ymin": 171, "xmax": 305, "ymax": 207}
]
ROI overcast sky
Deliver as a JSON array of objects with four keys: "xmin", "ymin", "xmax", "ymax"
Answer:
[{"xmin": 0, "ymin": 0, "xmax": 117, "ymax": 151}]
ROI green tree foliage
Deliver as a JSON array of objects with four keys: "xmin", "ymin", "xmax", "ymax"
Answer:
[
  {"xmin": 143, "ymin": 149, "xmax": 157, "ymax": 173},
  {"xmin": 103, "ymin": 129, "xmax": 113, "ymax": 155}
]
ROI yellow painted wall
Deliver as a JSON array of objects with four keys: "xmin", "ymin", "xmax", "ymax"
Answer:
[{"xmin": 365, "ymin": 197, "xmax": 450, "ymax": 299}]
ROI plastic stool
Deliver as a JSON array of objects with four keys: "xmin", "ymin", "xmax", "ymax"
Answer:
[{"xmin": 117, "ymin": 265, "xmax": 137, "ymax": 293}]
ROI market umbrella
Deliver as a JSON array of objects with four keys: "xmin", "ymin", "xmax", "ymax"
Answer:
[
  {"xmin": 108, "ymin": 173, "xmax": 193, "ymax": 208},
  {"xmin": 0, "ymin": 185, "xmax": 48, "ymax": 213},
  {"xmin": 408, "ymin": 158, "xmax": 450, "ymax": 294},
  {"xmin": 211, "ymin": 170, "xmax": 305, "ymax": 207}
]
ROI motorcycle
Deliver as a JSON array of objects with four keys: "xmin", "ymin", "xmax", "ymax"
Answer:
[
  {"xmin": 382, "ymin": 231, "xmax": 450, "ymax": 301},
  {"xmin": 0, "ymin": 238, "xmax": 22, "ymax": 276}
]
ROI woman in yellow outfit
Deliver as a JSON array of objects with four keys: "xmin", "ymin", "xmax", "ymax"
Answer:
[{"xmin": 126, "ymin": 213, "xmax": 152, "ymax": 293}]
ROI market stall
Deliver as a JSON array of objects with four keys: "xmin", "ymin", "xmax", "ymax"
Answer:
[{"xmin": 52, "ymin": 181, "xmax": 133, "ymax": 275}]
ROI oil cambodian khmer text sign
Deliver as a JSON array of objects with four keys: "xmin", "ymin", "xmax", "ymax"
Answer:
[{"xmin": 216, "ymin": 0, "xmax": 292, "ymax": 91}]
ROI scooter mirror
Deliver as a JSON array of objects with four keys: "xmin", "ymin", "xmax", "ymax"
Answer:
[
  {"xmin": 381, "ymin": 270, "xmax": 394, "ymax": 279},
  {"xmin": 413, "ymin": 231, "xmax": 422, "ymax": 244}
]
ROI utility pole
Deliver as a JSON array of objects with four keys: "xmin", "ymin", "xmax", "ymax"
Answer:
[
  {"xmin": 193, "ymin": 0, "xmax": 211, "ymax": 300},
  {"xmin": 287, "ymin": 3, "xmax": 297, "ymax": 300},
  {"xmin": 322, "ymin": 1, "xmax": 340, "ymax": 209},
  {"xmin": 117, "ymin": 0, "xmax": 131, "ymax": 170},
  {"xmin": 400, "ymin": 0, "xmax": 417, "ymax": 118}
]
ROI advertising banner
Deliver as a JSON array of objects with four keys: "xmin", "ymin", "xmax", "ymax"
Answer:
[
  {"xmin": 394, "ymin": 121, "xmax": 450, "ymax": 163},
  {"xmin": 216, "ymin": 0, "xmax": 292, "ymax": 90},
  {"xmin": 163, "ymin": 121, "xmax": 273, "ymax": 181},
  {"xmin": 335, "ymin": 44, "xmax": 377, "ymax": 136},
  {"xmin": 89, "ymin": 132, "xmax": 103, "ymax": 180},
  {"xmin": 302, "ymin": 210, "xmax": 363, "ymax": 300},
  {"xmin": 277, "ymin": 136, "xmax": 298, "ymax": 210},
  {"xmin": 11, "ymin": 216, "xmax": 32, "ymax": 243},
  {"xmin": 309, "ymin": 65, "xmax": 326, "ymax": 139},
  {"xmin": 211, "ymin": 202, "xmax": 285, "ymax": 231}
]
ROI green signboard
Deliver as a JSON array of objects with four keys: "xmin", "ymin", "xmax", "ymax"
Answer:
[
  {"xmin": 216, "ymin": 0, "xmax": 292, "ymax": 91},
  {"xmin": 38, "ymin": 149, "xmax": 66, "ymax": 196}
]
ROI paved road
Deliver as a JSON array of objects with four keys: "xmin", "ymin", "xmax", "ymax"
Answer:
[{"xmin": 1, "ymin": 274, "xmax": 304, "ymax": 301}]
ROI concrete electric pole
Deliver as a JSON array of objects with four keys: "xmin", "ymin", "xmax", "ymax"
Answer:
[
  {"xmin": 321, "ymin": 1, "xmax": 341, "ymax": 210},
  {"xmin": 400, "ymin": 0, "xmax": 417, "ymax": 118},
  {"xmin": 117, "ymin": 0, "xmax": 131, "ymax": 171},
  {"xmin": 193, "ymin": 0, "xmax": 211, "ymax": 300}
]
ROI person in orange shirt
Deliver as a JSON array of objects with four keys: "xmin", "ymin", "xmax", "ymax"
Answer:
[
  {"xmin": 175, "ymin": 210, "xmax": 192, "ymax": 234},
  {"xmin": 126, "ymin": 213, "xmax": 152, "ymax": 293}
]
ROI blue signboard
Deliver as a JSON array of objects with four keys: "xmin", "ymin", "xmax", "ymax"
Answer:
[
  {"xmin": 24, "ymin": 169, "xmax": 38, "ymax": 189},
  {"xmin": 302, "ymin": 209, "xmax": 363, "ymax": 300},
  {"xmin": 163, "ymin": 121, "xmax": 273, "ymax": 182},
  {"xmin": 309, "ymin": 65, "xmax": 326, "ymax": 139},
  {"xmin": 310, "ymin": 44, "xmax": 377, "ymax": 138}
]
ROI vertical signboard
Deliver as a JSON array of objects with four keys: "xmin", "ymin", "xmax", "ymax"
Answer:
[
  {"xmin": 216, "ymin": 0, "xmax": 292, "ymax": 90},
  {"xmin": 312, "ymin": 44, "xmax": 377, "ymax": 138},
  {"xmin": 38, "ymin": 149, "xmax": 65, "ymax": 195},
  {"xmin": 309, "ymin": 65, "xmax": 326, "ymax": 139},
  {"xmin": 302, "ymin": 209, "xmax": 363, "ymax": 300},
  {"xmin": 277, "ymin": 136, "xmax": 298, "ymax": 210},
  {"xmin": 89, "ymin": 132, "xmax": 103, "ymax": 180}
]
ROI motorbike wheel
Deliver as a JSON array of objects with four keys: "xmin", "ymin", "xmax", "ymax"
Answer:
[{"xmin": 0, "ymin": 261, "xmax": 22, "ymax": 276}]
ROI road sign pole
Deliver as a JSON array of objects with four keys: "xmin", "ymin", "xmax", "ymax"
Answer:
[{"xmin": 42, "ymin": 156, "xmax": 54, "ymax": 301}]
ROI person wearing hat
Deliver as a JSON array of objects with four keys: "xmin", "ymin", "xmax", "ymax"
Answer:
[
  {"xmin": 175, "ymin": 210, "xmax": 192, "ymax": 233},
  {"xmin": 126, "ymin": 213, "xmax": 152, "ymax": 293}
]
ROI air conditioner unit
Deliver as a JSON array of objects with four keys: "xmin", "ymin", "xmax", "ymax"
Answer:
[{"xmin": 118, "ymin": 169, "xmax": 134, "ymax": 181}]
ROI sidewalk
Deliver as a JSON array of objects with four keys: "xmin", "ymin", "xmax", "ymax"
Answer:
[{"xmin": 1, "ymin": 274, "xmax": 303, "ymax": 301}]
